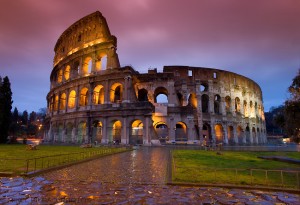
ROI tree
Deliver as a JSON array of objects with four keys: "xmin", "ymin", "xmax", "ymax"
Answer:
[
  {"xmin": 0, "ymin": 76, "xmax": 13, "ymax": 143},
  {"xmin": 284, "ymin": 69, "xmax": 300, "ymax": 143},
  {"xmin": 22, "ymin": 110, "xmax": 28, "ymax": 125},
  {"xmin": 29, "ymin": 111, "xmax": 37, "ymax": 124}
]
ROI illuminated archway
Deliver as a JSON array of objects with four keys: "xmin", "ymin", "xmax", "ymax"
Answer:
[
  {"xmin": 64, "ymin": 65, "xmax": 70, "ymax": 80},
  {"xmin": 235, "ymin": 97, "xmax": 241, "ymax": 113},
  {"xmin": 82, "ymin": 57, "xmax": 92, "ymax": 74},
  {"xmin": 68, "ymin": 90, "xmax": 76, "ymax": 109},
  {"xmin": 79, "ymin": 87, "xmax": 88, "ymax": 106},
  {"xmin": 154, "ymin": 122, "xmax": 168, "ymax": 142},
  {"xmin": 59, "ymin": 93, "xmax": 66, "ymax": 110},
  {"xmin": 130, "ymin": 120, "xmax": 143, "ymax": 144},
  {"xmin": 110, "ymin": 83, "xmax": 123, "ymax": 103},
  {"xmin": 202, "ymin": 123, "xmax": 212, "ymax": 143},
  {"xmin": 110, "ymin": 120, "xmax": 122, "ymax": 144},
  {"xmin": 54, "ymin": 95, "xmax": 59, "ymax": 111},
  {"xmin": 214, "ymin": 124, "xmax": 223, "ymax": 143},
  {"xmin": 225, "ymin": 96, "xmax": 231, "ymax": 113},
  {"xmin": 187, "ymin": 93, "xmax": 197, "ymax": 108},
  {"xmin": 57, "ymin": 69, "xmax": 63, "ymax": 83},
  {"xmin": 175, "ymin": 122, "xmax": 187, "ymax": 141},
  {"xmin": 92, "ymin": 120, "xmax": 103, "ymax": 143},
  {"xmin": 93, "ymin": 85, "xmax": 104, "ymax": 105}
]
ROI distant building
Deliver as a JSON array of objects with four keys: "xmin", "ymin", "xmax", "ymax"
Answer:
[{"xmin": 44, "ymin": 11, "xmax": 267, "ymax": 145}]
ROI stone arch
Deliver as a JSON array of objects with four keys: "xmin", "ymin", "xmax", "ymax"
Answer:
[
  {"xmin": 154, "ymin": 122, "xmax": 168, "ymax": 142},
  {"xmin": 54, "ymin": 95, "xmax": 59, "ymax": 111},
  {"xmin": 175, "ymin": 122, "xmax": 187, "ymax": 141},
  {"xmin": 68, "ymin": 90, "xmax": 76, "ymax": 109},
  {"xmin": 244, "ymin": 100, "xmax": 248, "ymax": 117},
  {"xmin": 72, "ymin": 61, "xmax": 80, "ymax": 77},
  {"xmin": 130, "ymin": 119, "xmax": 143, "ymax": 145},
  {"xmin": 201, "ymin": 94, "xmax": 209, "ymax": 113},
  {"xmin": 65, "ymin": 122, "xmax": 73, "ymax": 143},
  {"xmin": 64, "ymin": 65, "xmax": 70, "ymax": 80},
  {"xmin": 79, "ymin": 87, "xmax": 89, "ymax": 106},
  {"xmin": 237, "ymin": 126, "xmax": 244, "ymax": 144},
  {"xmin": 200, "ymin": 82, "xmax": 208, "ymax": 92},
  {"xmin": 227, "ymin": 126, "xmax": 234, "ymax": 144},
  {"xmin": 138, "ymin": 88, "xmax": 148, "ymax": 102},
  {"xmin": 245, "ymin": 126, "xmax": 250, "ymax": 144},
  {"xmin": 187, "ymin": 93, "xmax": 197, "ymax": 108},
  {"xmin": 93, "ymin": 85, "xmax": 104, "ymax": 105},
  {"xmin": 82, "ymin": 56, "xmax": 92, "ymax": 74},
  {"xmin": 77, "ymin": 121, "xmax": 87, "ymax": 144},
  {"xmin": 257, "ymin": 127, "xmax": 260, "ymax": 143},
  {"xmin": 202, "ymin": 123, "xmax": 212, "ymax": 143},
  {"xmin": 108, "ymin": 120, "xmax": 122, "ymax": 144},
  {"xmin": 250, "ymin": 101, "xmax": 254, "ymax": 117},
  {"xmin": 57, "ymin": 69, "xmax": 63, "ymax": 83},
  {"xmin": 110, "ymin": 83, "xmax": 123, "ymax": 103},
  {"xmin": 57, "ymin": 123, "xmax": 64, "ymax": 142},
  {"xmin": 154, "ymin": 87, "xmax": 168, "ymax": 103},
  {"xmin": 92, "ymin": 120, "xmax": 103, "ymax": 143},
  {"xmin": 225, "ymin": 96, "xmax": 231, "ymax": 113},
  {"xmin": 214, "ymin": 124, "xmax": 223, "ymax": 143},
  {"xmin": 252, "ymin": 127, "xmax": 257, "ymax": 144},
  {"xmin": 214, "ymin": 95, "xmax": 221, "ymax": 114},
  {"xmin": 59, "ymin": 93, "xmax": 67, "ymax": 110},
  {"xmin": 235, "ymin": 97, "xmax": 241, "ymax": 113}
]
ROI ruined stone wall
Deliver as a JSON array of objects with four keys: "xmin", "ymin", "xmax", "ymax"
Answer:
[{"xmin": 45, "ymin": 11, "xmax": 266, "ymax": 146}]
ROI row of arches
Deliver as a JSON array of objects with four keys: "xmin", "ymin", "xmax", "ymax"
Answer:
[{"xmin": 49, "ymin": 119, "xmax": 145, "ymax": 144}]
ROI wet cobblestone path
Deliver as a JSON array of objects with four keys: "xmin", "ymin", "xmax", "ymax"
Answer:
[{"xmin": 1, "ymin": 147, "xmax": 300, "ymax": 204}]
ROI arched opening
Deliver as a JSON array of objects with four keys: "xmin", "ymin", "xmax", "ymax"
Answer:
[
  {"xmin": 59, "ymin": 93, "xmax": 66, "ymax": 110},
  {"xmin": 68, "ymin": 90, "xmax": 76, "ymax": 109},
  {"xmin": 187, "ymin": 93, "xmax": 197, "ymax": 108},
  {"xmin": 235, "ymin": 97, "xmax": 241, "ymax": 113},
  {"xmin": 245, "ymin": 126, "xmax": 250, "ymax": 144},
  {"xmin": 257, "ymin": 128, "xmax": 260, "ymax": 144},
  {"xmin": 177, "ymin": 93, "xmax": 183, "ymax": 106},
  {"xmin": 154, "ymin": 87, "xmax": 168, "ymax": 103},
  {"xmin": 79, "ymin": 87, "xmax": 89, "ymax": 106},
  {"xmin": 175, "ymin": 122, "xmax": 187, "ymax": 141},
  {"xmin": 200, "ymin": 83, "xmax": 208, "ymax": 92},
  {"xmin": 214, "ymin": 95, "xmax": 221, "ymax": 114},
  {"xmin": 237, "ymin": 126, "xmax": 243, "ymax": 144},
  {"xmin": 202, "ymin": 123, "xmax": 212, "ymax": 143},
  {"xmin": 65, "ymin": 122, "xmax": 73, "ymax": 143},
  {"xmin": 110, "ymin": 120, "xmax": 122, "ymax": 144},
  {"xmin": 57, "ymin": 69, "xmax": 63, "ymax": 83},
  {"xmin": 73, "ymin": 61, "xmax": 80, "ymax": 77},
  {"xmin": 154, "ymin": 122, "xmax": 168, "ymax": 143},
  {"xmin": 93, "ymin": 85, "xmax": 104, "ymax": 105},
  {"xmin": 92, "ymin": 120, "xmax": 102, "ymax": 144},
  {"xmin": 138, "ymin": 89, "xmax": 148, "ymax": 102},
  {"xmin": 252, "ymin": 127, "xmax": 257, "ymax": 144},
  {"xmin": 250, "ymin": 101, "xmax": 254, "ymax": 117},
  {"xmin": 227, "ymin": 126, "xmax": 234, "ymax": 144},
  {"xmin": 77, "ymin": 122, "xmax": 87, "ymax": 144},
  {"xmin": 110, "ymin": 83, "xmax": 123, "ymax": 103},
  {"xmin": 225, "ymin": 96, "xmax": 231, "ymax": 113},
  {"xmin": 130, "ymin": 120, "xmax": 143, "ymax": 145},
  {"xmin": 54, "ymin": 95, "xmax": 59, "ymax": 111},
  {"xmin": 64, "ymin": 65, "xmax": 70, "ymax": 81},
  {"xmin": 214, "ymin": 124, "xmax": 223, "ymax": 143},
  {"xmin": 57, "ymin": 124, "xmax": 64, "ymax": 142},
  {"xmin": 83, "ymin": 57, "xmax": 92, "ymax": 74},
  {"xmin": 244, "ymin": 101, "xmax": 248, "ymax": 117},
  {"xmin": 201, "ymin": 94, "xmax": 209, "ymax": 113}
]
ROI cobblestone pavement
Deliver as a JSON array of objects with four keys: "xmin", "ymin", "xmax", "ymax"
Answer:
[{"xmin": 0, "ymin": 147, "xmax": 299, "ymax": 204}]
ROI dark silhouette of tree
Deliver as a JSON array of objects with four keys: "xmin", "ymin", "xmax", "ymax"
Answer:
[
  {"xmin": 0, "ymin": 76, "xmax": 13, "ymax": 143},
  {"xmin": 284, "ymin": 69, "xmax": 300, "ymax": 143},
  {"xmin": 29, "ymin": 111, "xmax": 37, "ymax": 124},
  {"xmin": 22, "ymin": 110, "xmax": 28, "ymax": 126}
]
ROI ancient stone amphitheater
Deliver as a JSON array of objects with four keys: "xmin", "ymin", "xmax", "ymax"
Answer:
[{"xmin": 45, "ymin": 11, "xmax": 267, "ymax": 146}]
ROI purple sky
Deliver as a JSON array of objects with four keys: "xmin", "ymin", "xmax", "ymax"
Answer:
[{"xmin": 1, "ymin": 0, "xmax": 300, "ymax": 113}]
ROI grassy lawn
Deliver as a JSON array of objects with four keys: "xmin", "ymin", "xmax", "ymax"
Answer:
[
  {"xmin": 172, "ymin": 150, "xmax": 300, "ymax": 189},
  {"xmin": 0, "ymin": 144, "xmax": 128, "ymax": 174}
]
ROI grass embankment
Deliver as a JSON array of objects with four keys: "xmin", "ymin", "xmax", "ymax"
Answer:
[
  {"xmin": 0, "ymin": 144, "xmax": 128, "ymax": 174},
  {"xmin": 172, "ymin": 150, "xmax": 300, "ymax": 188}
]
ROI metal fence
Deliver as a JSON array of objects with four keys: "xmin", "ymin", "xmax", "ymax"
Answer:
[
  {"xmin": 0, "ymin": 147, "xmax": 129, "ymax": 175},
  {"xmin": 172, "ymin": 156, "xmax": 300, "ymax": 190}
]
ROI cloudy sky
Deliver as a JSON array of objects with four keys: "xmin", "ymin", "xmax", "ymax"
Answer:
[{"xmin": 1, "ymin": 0, "xmax": 299, "ymax": 113}]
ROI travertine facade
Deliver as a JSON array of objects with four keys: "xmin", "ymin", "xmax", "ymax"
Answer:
[{"xmin": 45, "ymin": 11, "xmax": 267, "ymax": 145}]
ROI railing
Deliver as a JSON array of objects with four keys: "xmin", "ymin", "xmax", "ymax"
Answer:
[
  {"xmin": 172, "ymin": 156, "xmax": 300, "ymax": 190},
  {"xmin": 0, "ymin": 147, "xmax": 130, "ymax": 175}
]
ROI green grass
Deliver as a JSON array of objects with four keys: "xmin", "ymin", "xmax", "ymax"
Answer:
[
  {"xmin": 172, "ymin": 150, "xmax": 300, "ymax": 189},
  {"xmin": 0, "ymin": 144, "xmax": 128, "ymax": 174}
]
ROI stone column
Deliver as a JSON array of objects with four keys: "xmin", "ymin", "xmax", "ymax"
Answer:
[
  {"xmin": 144, "ymin": 117, "xmax": 150, "ymax": 145},
  {"xmin": 122, "ymin": 117, "xmax": 128, "ymax": 144},
  {"xmin": 223, "ymin": 125, "xmax": 228, "ymax": 144},
  {"xmin": 169, "ymin": 117, "xmax": 175, "ymax": 141},
  {"xmin": 102, "ymin": 117, "xmax": 108, "ymax": 144},
  {"xmin": 233, "ymin": 126, "xmax": 238, "ymax": 144},
  {"xmin": 221, "ymin": 97, "xmax": 226, "ymax": 116},
  {"xmin": 104, "ymin": 80, "xmax": 110, "ymax": 104},
  {"xmin": 65, "ymin": 88, "xmax": 69, "ymax": 113},
  {"xmin": 75, "ymin": 86, "xmax": 80, "ymax": 109}
]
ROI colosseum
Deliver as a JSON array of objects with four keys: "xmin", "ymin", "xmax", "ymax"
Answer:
[{"xmin": 44, "ymin": 11, "xmax": 267, "ymax": 146}]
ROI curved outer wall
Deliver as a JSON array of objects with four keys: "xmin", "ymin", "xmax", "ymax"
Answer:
[{"xmin": 45, "ymin": 11, "xmax": 266, "ymax": 145}]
